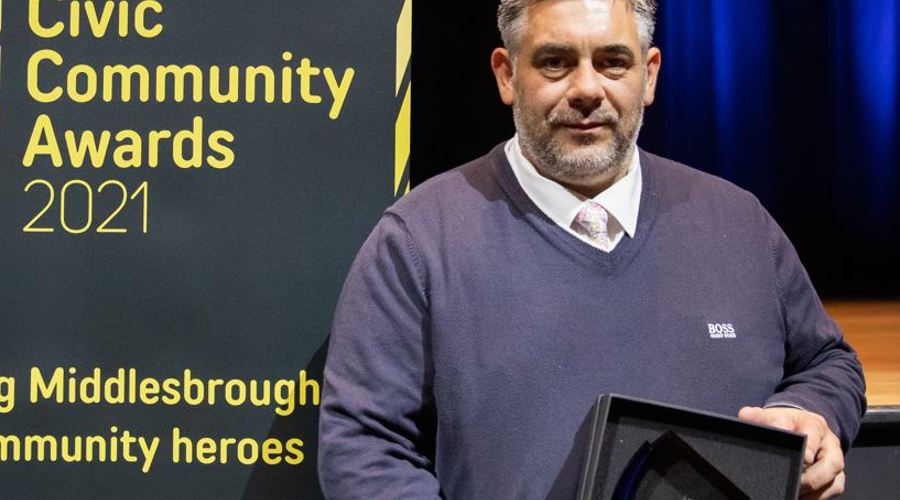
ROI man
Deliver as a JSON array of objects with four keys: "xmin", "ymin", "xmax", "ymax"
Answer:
[{"xmin": 318, "ymin": 1, "xmax": 866, "ymax": 498}]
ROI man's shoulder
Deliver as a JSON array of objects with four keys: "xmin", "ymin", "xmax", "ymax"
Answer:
[
  {"xmin": 388, "ymin": 143, "xmax": 512, "ymax": 220},
  {"xmin": 640, "ymin": 149, "xmax": 762, "ymax": 208},
  {"xmin": 641, "ymin": 149, "xmax": 749, "ymax": 192}
]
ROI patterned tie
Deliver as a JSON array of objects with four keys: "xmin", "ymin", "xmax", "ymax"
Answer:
[{"xmin": 572, "ymin": 201, "xmax": 612, "ymax": 251}]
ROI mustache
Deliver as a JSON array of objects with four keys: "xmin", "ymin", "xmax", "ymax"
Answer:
[{"xmin": 547, "ymin": 110, "xmax": 619, "ymax": 127}]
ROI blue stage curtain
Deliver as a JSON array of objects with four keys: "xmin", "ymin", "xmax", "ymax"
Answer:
[
  {"xmin": 833, "ymin": 0, "xmax": 897, "ymax": 235},
  {"xmin": 641, "ymin": 0, "xmax": 900, "ymax": 296}
]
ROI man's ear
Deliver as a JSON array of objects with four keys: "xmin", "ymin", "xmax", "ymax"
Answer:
[
  {"xmin": 643, "ymin": 47, "xmax": 661, "ymax": 107},
  {"xmin": 492, "ymin": 48, "xmax": 516, "ymax": 106}
]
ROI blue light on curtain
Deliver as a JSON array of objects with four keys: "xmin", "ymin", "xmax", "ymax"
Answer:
[
  {"xmin": 647, "ymin": 0, "xmax": 900, "ymax": 234},
  {"xmin": 852, "ymin": 1, "xmax": 897, "ymax": 133},
  {"xmin": 645, "ymin": 0, "xmax": 900, "ymax": 295},
  {"xmin": 710, "ymin": 0, "xmax": 773, "ymax": 192},
  {"xmin": 655, "ymin": 0, "xmax": 774, "ymax": 199},
  {"xmin": 837, "ymin": 0, "xmax": 898, "ymax": 231}
]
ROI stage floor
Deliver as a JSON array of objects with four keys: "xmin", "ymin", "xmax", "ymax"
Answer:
[{"xmin": 826, "ymin": 301, "xmax": 900, "ymax": 407}]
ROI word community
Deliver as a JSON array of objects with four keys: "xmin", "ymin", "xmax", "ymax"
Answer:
[
  {"xmin": 28, "ymin": 50, "xmax": 355, "ymax": 119},
  {"xmin": 0, "ymin": 427, "xmax": 306, "ymax": 473},
  {"xmin": 26, "ymin": 1, "xmax": 356, "ymax": 119},
  {"xmin": 0, "ymin": 425, "xmax": 159, "ymax": 473}
]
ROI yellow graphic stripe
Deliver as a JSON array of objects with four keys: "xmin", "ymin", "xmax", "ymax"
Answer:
[
  {"xmin": 395, "ymin": 84, "xmax": 411, "ymax": 195},
  {"xmin": 396, "ymin": 0, "xmax": 412, "ymax": 97},
  {"xmin": 395, "ymin": 0, "xmax": 412, "ymax": 196}
]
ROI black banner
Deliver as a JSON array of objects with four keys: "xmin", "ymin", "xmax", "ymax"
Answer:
[{"xmin": 0, "ymin": 1, "xmax": 406, "ymax": 496}]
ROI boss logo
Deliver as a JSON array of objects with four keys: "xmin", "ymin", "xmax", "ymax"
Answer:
[{"xmin": 708, "ymin": 323, "xmax": 736, "ymax": 339}]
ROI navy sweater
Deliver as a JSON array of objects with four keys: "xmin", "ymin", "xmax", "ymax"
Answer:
[{"xmin": 319, "ymin": 145, "xmax": 866, "ymax": 499}]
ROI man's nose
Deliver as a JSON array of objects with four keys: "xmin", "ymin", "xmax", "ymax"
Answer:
[{"xmin": 566, "ymin": 64, "xmax": 605, "ymax": 114}]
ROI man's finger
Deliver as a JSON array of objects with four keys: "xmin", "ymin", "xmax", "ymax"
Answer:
[
  {"xmin": 737, "ymin": 406, "xmax": 792, "ymax": 429},
  {"xmin": 737, "ymin": 406, "xmax": 794, "ymax": 432},
  {"xmin": 737, "ymin": 406, "xmax": 764, "ymax": 423},
  {"xmin": 737, "ymin": 406, "xmax": 771, "ymax": 426},
  {"xmin": 795, "ymin": 413, "xmax": 828, "ymax": 466},
  {"xmin": 801, "ymin": 470, "xmax": 845, "ymax": 500},
  {"xmin": 800, "ymin": 432, "xmax": 844, "ymax": 494}
]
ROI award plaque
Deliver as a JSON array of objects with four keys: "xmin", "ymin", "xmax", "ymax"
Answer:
[{"xmin": 577, "ymin": 395, "xmax": 806, "ymax": 500}]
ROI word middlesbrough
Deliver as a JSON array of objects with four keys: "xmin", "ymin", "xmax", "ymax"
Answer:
[{"xmin": 0, "ymin": 367, "xmax": 320, "ymax": 416}]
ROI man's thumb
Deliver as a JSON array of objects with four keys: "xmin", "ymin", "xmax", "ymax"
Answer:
[{"xmin": 738, "ymin": 406, "xmax": 766, "ymax": 423}]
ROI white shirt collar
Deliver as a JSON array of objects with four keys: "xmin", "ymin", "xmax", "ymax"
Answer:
[{"xmin": 505, "ymin": 135, "xmax": 642, "ymax": 245}]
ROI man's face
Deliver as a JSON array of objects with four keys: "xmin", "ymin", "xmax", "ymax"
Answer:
[{"xmin": 493, "ymin": 0, "xmax": 661, "ymax": 195}]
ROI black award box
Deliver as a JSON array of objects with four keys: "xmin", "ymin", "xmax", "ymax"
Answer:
[{"xmin": 576, "ymin": 394, "xmax": 806, "ymax": 500}]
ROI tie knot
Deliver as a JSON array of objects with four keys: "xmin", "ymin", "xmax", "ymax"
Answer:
[{"xmin": 572, "ymin": 201, "xmax": 612, "ymax": 249}]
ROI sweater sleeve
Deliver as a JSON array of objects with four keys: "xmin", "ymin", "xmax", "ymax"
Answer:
[
  {"xmin": 318, "ymin": 213, "xmax": 441, "ymax": 499},
  {"xmin": 762, "ymin": 209, "xmax": 867, "ymax": 450}
]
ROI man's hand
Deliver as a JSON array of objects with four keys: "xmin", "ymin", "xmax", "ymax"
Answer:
[{"xmin": 738, "ymin": 406, "xmax": 844, "ymax": 499}]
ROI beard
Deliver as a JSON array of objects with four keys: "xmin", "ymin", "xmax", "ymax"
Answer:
[{"xmin": 513, "ymin": 88, "xmax": 644, "ymax": 188}]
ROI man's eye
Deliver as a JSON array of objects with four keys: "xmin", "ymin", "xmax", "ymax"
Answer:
[
  {"xmin": 605, "ymin": 58, "xmax": 627, "ymax": 68},
  {"xmin": 541, "ymin": 57, "xmax": 566, "ymax": 70}
]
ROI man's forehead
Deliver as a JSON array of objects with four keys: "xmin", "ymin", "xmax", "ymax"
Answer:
[
  {"xmin": 525, "ymin": 0, "xmax": 628, "ymax": 17},
  {"xmin": 582, "ymin": 0, "xmax": 613, "ymax": 13},
  {"xmin": 521, "ymin": 0, "xmax": 640, "ymax": 50},
  {"xmin": 580, "ymin": 0, "xmax": 612, "ymax": 30}
]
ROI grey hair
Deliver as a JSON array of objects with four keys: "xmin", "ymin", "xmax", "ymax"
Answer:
[{"xmin": 498, "ymin": 0, "xmax": 658, "ymax": 55}]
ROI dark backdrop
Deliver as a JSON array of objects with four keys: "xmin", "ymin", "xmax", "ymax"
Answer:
[{"xmin": 412, "ymin": 0, "xmax": 900, "ymax": 299}]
